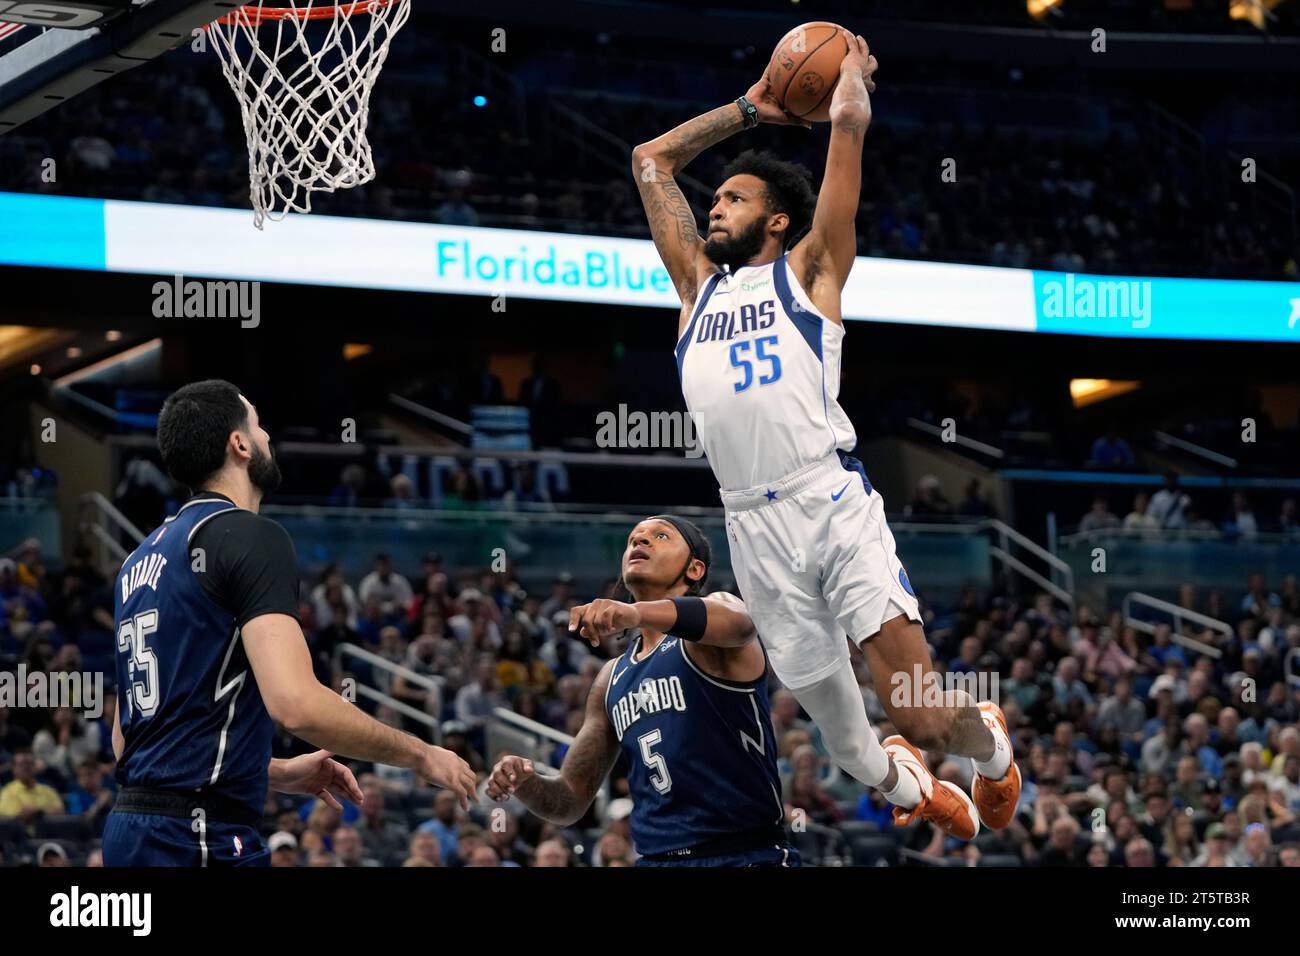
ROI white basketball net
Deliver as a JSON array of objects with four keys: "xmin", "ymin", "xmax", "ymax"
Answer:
[{"xmin": 208, "ymin": 0, "xmax": 411, "ymax": 228}]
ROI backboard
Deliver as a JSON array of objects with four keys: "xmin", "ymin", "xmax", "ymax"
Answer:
[{"xmin": 0, "ymin": 0, "xmax": 238, "ymax": 132}]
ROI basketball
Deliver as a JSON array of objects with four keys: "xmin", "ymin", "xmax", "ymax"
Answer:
[{"xmin": 767, "ymin": 21, "xmax": 851, "ymax": 123}]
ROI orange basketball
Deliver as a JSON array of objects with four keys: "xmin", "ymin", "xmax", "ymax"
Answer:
[{"xmin": 767, "ymin": 21, "xmax": 851, "ymax": 123}]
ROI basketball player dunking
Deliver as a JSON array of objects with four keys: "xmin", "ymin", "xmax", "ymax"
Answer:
[
  {"xmin": 104, "ymin": 380, "xmax": 476, "ymax": 865},
  {"xmin": 629, "ymin": 31, "xmax": 1020, "ymax": 839},
  {"xmin": 488, "ymin": 515, "xmax": 796, "ymax": 866}
]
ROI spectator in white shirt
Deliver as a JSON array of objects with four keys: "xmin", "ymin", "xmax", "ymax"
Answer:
[
  {"xmin": 1123, "ymin": 492, "xmax": 1159, "ymax": 536},
  {"xmin": 358, "ymin": 554, "xmax": 414, "ymax": 618},
  {"xmin": 1146, "ymin": 473, "xmax": 1190, "ymax": 530}
]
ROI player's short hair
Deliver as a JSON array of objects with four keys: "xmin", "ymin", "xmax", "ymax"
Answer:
[
  {"xmin": 157, "ymin": 379, "xmax": 249, "ymax": 490},
  {"xmin": 720, "ymin": 148, "xmax": 817, "ymax": 249}
]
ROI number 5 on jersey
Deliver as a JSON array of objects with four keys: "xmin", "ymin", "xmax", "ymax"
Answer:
[
  {"xmin": 117, "ymin": 610, "xmax": 161, "ymax": 718},
  {"xmin": 729, "ymin": 334, "xmax": 782, "ymax": 392},
  {"xmin": 638, "ymin": 728, "xmax": 672, "ymax": 794}
]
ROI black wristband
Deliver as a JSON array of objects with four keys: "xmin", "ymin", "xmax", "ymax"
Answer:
[
  {"xmin": 735, "ymin": 96, "xmax": 759, "ymax": 130},
  {"xmin": 668, "ymin": 596, "xmax": 709, "ymax": 642}
]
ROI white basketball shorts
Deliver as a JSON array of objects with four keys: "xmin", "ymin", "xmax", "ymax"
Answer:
[{"xmin": 721, "ymin": 451, "xmax": 922, "ymax": 691}]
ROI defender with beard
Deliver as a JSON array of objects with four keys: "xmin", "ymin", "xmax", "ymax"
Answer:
[
  {"xmin": 631, "ymin": 30, "xmax": 1020, "ymax": 841},
  {"xmin": 104, "ymin": 380, "xmax": 475, "ymax": 866},
  {"xmin": 487, "ymin": 515, "xmax": 794, "ymax": 866}
]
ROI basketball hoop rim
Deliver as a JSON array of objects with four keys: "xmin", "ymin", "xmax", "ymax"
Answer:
[{"xmin": 211, "ymin": 0, "xmax": 401, "ymax": 27}]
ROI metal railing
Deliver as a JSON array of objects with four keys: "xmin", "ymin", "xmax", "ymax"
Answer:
[
  {"xmin": 1120, "ymin": 592, "xmax": 1228, "ymax": 659},
  {"xmin": 79, "ymin": 491, "xmax": 144, "ymax": 567},
  {"xmin": 487, "ymin": 706, "xmax": 610, "ymax": 814},
  {"xmin": 1152, "ymin": 430, "xmax": 1239, "ymax": 470},
  {"xmin": 334, "ymin": 642, "xmax": 444, "ymax": 743},
  {"xmin": 905, "ymin": 417, "xmax": 1006, "ymax": 460},
  {"xmin": 982, "ymin": 518, "xmax": 1074, "ymax": 609}
]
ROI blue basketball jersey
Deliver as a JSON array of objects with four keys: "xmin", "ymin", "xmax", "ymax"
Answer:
[
  {"xmin": 113, "ymin": 498, "xmax": 273, "ymax": 818},
  {"xmin": 604, "ymin": 634, "xmax": 783, "ymax": 857}
]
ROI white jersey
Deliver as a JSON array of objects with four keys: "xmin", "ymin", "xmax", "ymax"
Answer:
[{"xmin": 677, "ymin": 254, "xmax": 857, "ymax": 491}]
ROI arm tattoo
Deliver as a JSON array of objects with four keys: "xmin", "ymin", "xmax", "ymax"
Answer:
[
  {"xmin": 636, "ymin": 172, "xmax": 701, "ymax": 301},
  {"xmin": 634, "ymin": 104, "xmax": 746, "ymax": 301},
  {"xmin": 513, "ymin": 666, "xmax": 620, "ymax": 825},
  {"xmin": 658, "ymin": 105, "xmax": 744, "ymax": 169}
]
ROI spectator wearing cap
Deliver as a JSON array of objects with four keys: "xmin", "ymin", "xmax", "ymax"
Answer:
[
  {"xmin": 358, "ymin": 554, "xmax": 414, "ymax": 619},
  {"xmin": 0, "ymin": 749, "xmax": 64, "ymax": 831},
  {"xmin": 1190, "ymin": 821, "xmax": 1237, "ymax": 866},
  {"xmin": 605, "ymin": 797, "xmax": 634, "ymax": 838},
  {"xmin": 269, "ymin": 831, "xmax": 300, "ymax": 867},
  {"xmin": 37, "ymin": 841, "xmax": 69, "ymax": 867}
]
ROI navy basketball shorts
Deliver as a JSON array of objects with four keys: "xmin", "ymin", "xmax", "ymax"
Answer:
[
  {"xmin": 637, "ymin": 844, "xmax": 801, "ymax": 868},
  {"xmin": 103, "ymin": 811, "xmax": 269, "ymax": 867}
]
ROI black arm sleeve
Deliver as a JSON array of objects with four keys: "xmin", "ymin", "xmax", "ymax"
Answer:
[{"xmin": 192, "ymin": 511, "xmax": 302, "ymax": 629}]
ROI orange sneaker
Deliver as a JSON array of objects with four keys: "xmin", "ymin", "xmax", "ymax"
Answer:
[
  {"xmin": 971, "ymin": 701, "xmax": 1021, "ymax": 831},
  {"xmin": 883, "ymin": 735, "xmax": 979, "ymax": 841}
]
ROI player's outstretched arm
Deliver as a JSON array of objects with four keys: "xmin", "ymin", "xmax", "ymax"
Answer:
[
  {"xmin": 630, "ymin": 110, "xmax": 732, "ymax": 305},
  {"xmin": 792, "ymin": 30, "xmax": 877, "ymax": 298},
  {"xmin": 243, "ymin": 613, "xmax": 477, "ymax": 808},
  {"xmin": 569, "ymin": 593, "xmax": 756, "ymax": 648},
  {"xmin": 486, "ymin": 660, "xmax": 620, "ymax": 826}
]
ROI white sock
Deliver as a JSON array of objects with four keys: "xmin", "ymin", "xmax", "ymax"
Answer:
[
  {"xmin": 789, "ymin": 662, "xmax": 891, "ymax": 789},
  {"xmin": 972, "ymin": 710, "xmax": 1012, "ymax": 780},
  {"xmin": 881, "ymin": 756, "xmax": 922, "ymax": 809}
]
